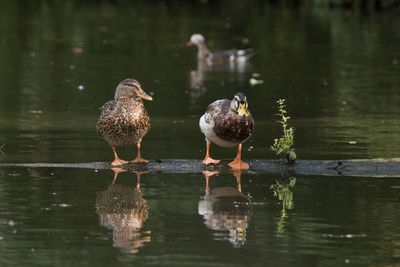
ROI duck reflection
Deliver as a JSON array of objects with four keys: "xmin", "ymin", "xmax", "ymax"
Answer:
[
  {"xmin": 188, "ymin": 58, "xmax": 253, "ymax": 101},
  {"xmin": 198, "ymin": 171, "xmax": 252, "ymax": 247},
  {"xmin": 189, "ymin": 59, "xmax": 207, "ymax": 93},
  {"xmin": 96, "ymin": 168, "xmax": 150, "ymax": 254}
]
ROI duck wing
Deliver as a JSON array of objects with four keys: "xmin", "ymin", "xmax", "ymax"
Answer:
[
  {"xmin": 100, "ymin": 100, "xmax": 116, "ymax": 114},
  {"xmin": 206, "ymin": 100, "xmax": 254, "ymax": 144},
  {"xmin": 209, "ymin": 48, "xmax": 256, "ymax": 63},
  {"xmin": 96, "ymin": 100, "xmax": 116, "ymax": 138}
]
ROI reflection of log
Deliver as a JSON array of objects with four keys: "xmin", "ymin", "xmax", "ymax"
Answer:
[{"xmin": 1, "ymin": 158, "xmax": 400, "ymax": 177}]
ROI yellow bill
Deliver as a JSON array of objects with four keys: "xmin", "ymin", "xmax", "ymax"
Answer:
[{"xmin": 237, "ymin": 103, "xmax": 248, "ymax": 117}]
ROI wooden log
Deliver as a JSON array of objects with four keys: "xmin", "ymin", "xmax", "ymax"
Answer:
[{"xmin": 0, "ymin": 158, "xmax": 400, "ymax": 177}]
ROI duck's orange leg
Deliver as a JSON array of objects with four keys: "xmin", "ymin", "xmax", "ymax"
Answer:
[
  {"xmin": 111, "ymin": 146, "xmax": 129, "ymax": 166},
  {"xmin": 131, "ymin": 142, "xmax": 148, "ymax": 163},
  {"xmin": 228, "ymin": 144, "xmax": 249, "ymax": 170},
  {"xmin": 202, "ymin": 140, "xmax": 220, "ymax": 165}
]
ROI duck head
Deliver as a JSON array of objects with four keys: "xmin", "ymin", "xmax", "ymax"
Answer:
[
  {"xmin": 230, "ymin": 92, "xmax": 249, "ymax": 117},
  {"xmin": 114, "ymin": 79, "xmax": 153, "ymax": 101},
  {"xmin": 187, "ymin": 34, "xmax": 206, "ymax": 46}
]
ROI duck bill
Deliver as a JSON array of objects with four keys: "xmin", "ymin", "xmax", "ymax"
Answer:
[
  {"xmin": 138, "ymin": 90, "xmax": 153, "ymax": 101},
  {"xmin": 237, "ymin": 103, "xmax": 248, "ymax": 117},
  {"xmin": 186, "ymin": 41, "xmax": 194, "ymax": 46}
]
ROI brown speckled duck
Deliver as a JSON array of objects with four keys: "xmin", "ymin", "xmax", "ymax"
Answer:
[
  {"xmin": 97, "ymin": 79, "xmax": 153, "ymax": 166},
  {"xmin": 199, "ymin": 92, "xmax": 254, "ymax": 170}
]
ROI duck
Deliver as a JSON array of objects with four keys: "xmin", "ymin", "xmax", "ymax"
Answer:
[
  {"xmin": 96, "ymin": 79, "xmax": 153, "ymax": 166},
  {"xmin": 187, "ymin": 34, "xmax": 256, "ymax": 65},
  {"xmin": 199, "ymin": 92, "xmax": 254, "ymax": 170}
]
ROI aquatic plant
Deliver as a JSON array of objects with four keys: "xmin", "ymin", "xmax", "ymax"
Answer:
[{"xmin": 270, "ymin": 99, "xmax": 296, "ymax": 163}]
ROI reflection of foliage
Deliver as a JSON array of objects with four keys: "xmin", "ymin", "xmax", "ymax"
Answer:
[
  {"xmin": 270, "ymin": 99, "xmax": 296, "ymax": 163},
  {"xmin": 270, "ymin": 177, "xmax": 296, "ymax": 211},
  {"xmin": 0, "ymin": 144, "xmax": 5, "ymax": 154},
  {"xmin": 271, "ymin": 177, "xmax": 296, "ymax": 236}
]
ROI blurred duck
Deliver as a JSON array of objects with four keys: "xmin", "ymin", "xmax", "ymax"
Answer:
[
  {"xmin": 199, "ymin": 92, "xmax": 254, "ymax": 170},
  {"xmin": 187, "ymin": 34, "xmax": 256, "ymax": 65},
  {"xmin": 97, "ymin": 79, "xmax": 153, "ymax": 166}
]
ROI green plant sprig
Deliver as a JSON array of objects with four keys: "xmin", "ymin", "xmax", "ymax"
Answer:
[{"xmin": 270, "ymin": 99, "xmax": 296, "ymax": 161}]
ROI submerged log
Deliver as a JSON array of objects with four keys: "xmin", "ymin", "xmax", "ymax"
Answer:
[{"xmin": 0, "ymin": 158, "xmax": 400, "ymax": 177}]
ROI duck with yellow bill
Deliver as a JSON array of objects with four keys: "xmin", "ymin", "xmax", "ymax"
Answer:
[{"xmin": 199, "ymin": 92, "xmax": 254, "ymax": 170}]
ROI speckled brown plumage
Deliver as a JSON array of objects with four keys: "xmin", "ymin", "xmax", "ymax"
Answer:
[
  {"xmin": 205, "ymin": 99, "xmax": 254, "ymax": 144},
  {"xmin": 96, "ymin": 97, "xmax": 150, "ymax": 147},
  {"xmin": 96, "ymin": 78, "xmax": 153, "ymax": 165}
]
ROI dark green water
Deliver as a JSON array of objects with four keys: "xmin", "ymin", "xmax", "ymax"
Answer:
[{"xmin": 0, "ymin": 1, "xmax": 400, "ymax": 266}]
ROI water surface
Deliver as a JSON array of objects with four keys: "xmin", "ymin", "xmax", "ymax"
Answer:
[{"xmin": 0, "ymin": 169, "xmax": 399, "ymax": 266}]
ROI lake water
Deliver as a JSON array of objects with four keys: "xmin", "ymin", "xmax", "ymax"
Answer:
[{"xmin": 0, "ymin": 1, "xmax": 400, "ymax": 266}]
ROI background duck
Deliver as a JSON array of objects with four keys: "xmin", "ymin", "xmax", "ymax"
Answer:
[
  {"xmin": 187, "ymin": 34, "xmax": 256, "ymax": 65},
  {"xmin": 96, "ymin": 79, "xmax": 153, "ymax": 166},
  {"xmin": 199, "ymin": 92, "xmax": 254, "ymax": 170}
]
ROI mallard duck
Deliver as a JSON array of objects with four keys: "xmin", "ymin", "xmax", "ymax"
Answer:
[
  {"xmin": 187, "ymin": 34, "xmax": 256, "ymax": 64},
  {"xmin": 199, "ymin": 92, "xmax": 254, "ymax": 170},
  {"xmin": 96, "ymin": 79, "xmax": 153, "ymax": 166}
]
